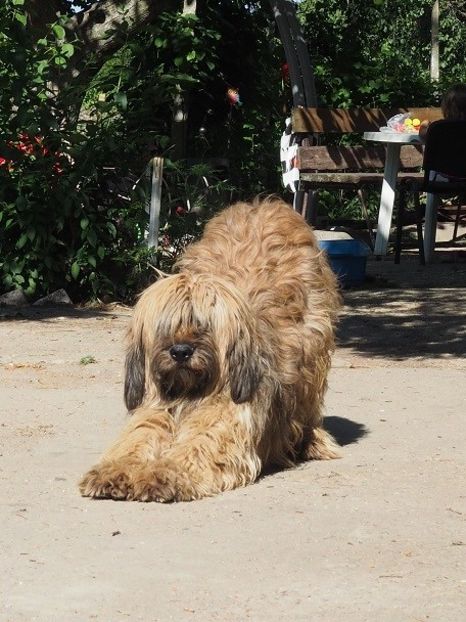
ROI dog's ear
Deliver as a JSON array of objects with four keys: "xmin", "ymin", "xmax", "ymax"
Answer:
[
  {"xmin": 228, "ymin": 338, "xmax": 262, "ymax": 404},
  {"xmin": 124, "ymin": 342, "xmax": 145, "ymax": 411}
]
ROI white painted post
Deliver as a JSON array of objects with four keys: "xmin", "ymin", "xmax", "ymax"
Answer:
[{"xmin": 147, "ymin": 156, "xmax": 163, "ymax": 249}]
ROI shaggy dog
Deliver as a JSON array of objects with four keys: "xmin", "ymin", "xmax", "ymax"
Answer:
[{"xmin": 79, "ymin": 197, "xmax": 341, "ymax": 502}]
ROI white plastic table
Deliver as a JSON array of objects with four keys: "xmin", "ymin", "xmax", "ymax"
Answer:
[{"xmin": 364, "ymin": 131, "xmax": 437, "ymax": 262}]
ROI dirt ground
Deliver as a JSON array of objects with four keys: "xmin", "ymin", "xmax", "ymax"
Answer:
[{"xmin": 1, "ymin": 248, "xmax": 466, "ymax": 622}]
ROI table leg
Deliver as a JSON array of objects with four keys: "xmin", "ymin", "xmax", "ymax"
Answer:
[
  {"xmin": 374, "ymin": 143, "xmax": 401, "ymax": 256},
  {"xmin": 423, "ymin": 192, "xmax": 439, "ymax": 263}
]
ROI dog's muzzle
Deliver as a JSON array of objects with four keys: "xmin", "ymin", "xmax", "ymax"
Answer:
[{"xmin": 169, "ymin": 343, "xmax": 195, "ymax": 363}]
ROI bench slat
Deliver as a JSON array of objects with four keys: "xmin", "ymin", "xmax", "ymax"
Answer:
[
  {"xmin": 296, "ymin": 145, "xmax": 424, "ymax": 172},
  {"xmin": 292, "ymin": 107, "xmax": 443, "ymax": 133},
  {"xmin": 299, "ymin": 171, "xmax": 423, "ymax": 188}
]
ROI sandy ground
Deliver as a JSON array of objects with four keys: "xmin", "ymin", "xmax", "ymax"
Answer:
[{"xmin": 1, "ymin": 250, "xmax": 466, "ymax": 622}]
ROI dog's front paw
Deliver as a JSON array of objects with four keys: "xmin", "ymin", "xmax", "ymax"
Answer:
[
  {"xmin": 79, "ymin": 462, "xmax": 134, "ymax": 500},
  {"xmin": 131, "ymin": 462, "xmax": 179, "ymax": 503}
]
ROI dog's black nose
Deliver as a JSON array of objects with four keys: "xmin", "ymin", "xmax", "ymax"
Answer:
[{"xmin": 169, "ymin": 343, "xmax": 195, "ymax": 362}]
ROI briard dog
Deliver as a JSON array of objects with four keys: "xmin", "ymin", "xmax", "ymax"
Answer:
[{"xmin": 79, "ymin": 197, "xmax": 341, "ymax": 502}]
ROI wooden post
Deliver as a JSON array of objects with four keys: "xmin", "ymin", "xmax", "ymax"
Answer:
[{"xmin": 147, "ymin": 157, "xmax": 163, "ymax": 250}]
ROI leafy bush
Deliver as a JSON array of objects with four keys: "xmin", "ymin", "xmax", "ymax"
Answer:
[
  {"xmin": 298, "ymin": 0, "xmax": 466, "ymax": 108},
  {"xmin": 0, "ymin": 1, "xmax": 283, "ymax": 301}
]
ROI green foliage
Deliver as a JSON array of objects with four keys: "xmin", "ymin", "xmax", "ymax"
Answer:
[
  {"xmin": 189, "ymin": 1, "xmax": 284, "ymax": 196},
  {"xmin": 0, "ymin": 0, "xmax": 285, "ymax": 300},
  {"xmin": 298, "ymin": 0, "xmax": 466, "ymax": 107},
  {"xmin": 0, "ymin": 0, "xmax": 149, "ymax": 301},
  {"xmin": 154, "ymin": 159, "xmax": 234, "ymax": 270},
  {"xmin": 79, "ymin": 355, "xmax": 97, "ymax": 365}
]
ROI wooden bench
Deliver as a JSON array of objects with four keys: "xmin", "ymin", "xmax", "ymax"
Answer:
[{"xmin": 285, "ymin": 107, "xmax": 443, "ymax": 249}]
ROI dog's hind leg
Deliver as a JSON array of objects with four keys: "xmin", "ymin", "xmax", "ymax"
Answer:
[
  {"xmin": 79, "ymin": 407, "xmax": 174, "ymax": 500},
  {"xmin": 302, "ymin": 426, "xmax": 340, "ymax": 461},
  {"xmin": 129, "ymin": 398, "xmax": 262, "ymax": 502}
]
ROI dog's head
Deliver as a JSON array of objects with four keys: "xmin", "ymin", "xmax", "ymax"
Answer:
[{"xmin": 124, "ymin": 273, "xmax": 263, "ymax": 410}]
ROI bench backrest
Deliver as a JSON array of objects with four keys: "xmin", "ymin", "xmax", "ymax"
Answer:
[
  {"xmin": 292, "ymin": 107, "xmax": 444, "ymax": 173},
  {"xmin": 292, "ymin": 107, "xmax": 443, "ymax": 134}
]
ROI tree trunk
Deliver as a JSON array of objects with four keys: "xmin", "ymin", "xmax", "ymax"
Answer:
[
  {"xmin": 430, "ymin": 0, "xmax": 440, "ymax": 81},
  {"xmin": 170, "ymin": 0, "xmax": 197, "ymax": 160},
  {"xmin": 67, "ymin": 0, "xmax": 179, "ymax": 59},
  {"xmin": 25, "ymin": 0, "xmax": 66, "ymax": 36}
]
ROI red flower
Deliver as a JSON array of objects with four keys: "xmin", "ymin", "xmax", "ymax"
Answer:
[
  {"xmin": 227, "ymin": 88, "xmax": 241, "ymax": 106},
  {"xmin": 2, "ymin": 132, "xmax": 67, "ymax": 174},
  {"xmin": 52, "ymin": 161, "xmax": 64, "ymax": 175},
  {"xmin": 175, "ymin": 205, "xmax": 187, "ymax": 216}
]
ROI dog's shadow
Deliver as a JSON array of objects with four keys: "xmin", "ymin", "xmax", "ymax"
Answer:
[
  {"xmin": 324, "ymin": 416, "xmax": 368, "ymax": 447},
  {"xmin": 261, "ymin": 416, "xmax": 368, "ymax": 478}
]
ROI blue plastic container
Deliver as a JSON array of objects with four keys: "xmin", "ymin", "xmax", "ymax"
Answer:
[{"xmin": 318, "ymin": 239, "xmax": 371, "ymax": 286}]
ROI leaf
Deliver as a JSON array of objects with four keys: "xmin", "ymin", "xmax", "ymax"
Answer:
[
  {"xmin": 14, "ymin": 12, "xmax": 27, "ymax": 26},
  {"xmin": 97, "ymin": 246, "xmax": 105, "ymax": 259},
  {"xmin": 114, "ymin": 92, "xmax": 128, "ymax": 111},
  {"xmin": 61, "ymin": 43, "xmax": 74, "ymax": 58},
  {"xmin": 71, "ymin": 262, "xmax": 80, "ymax": 279},
  {"xmin": 154, "ymin": 38, "xmax": 165, "ymax": 48},
  {"xmin": 16, "ymin": 233, "xmax": 28, "ymax": 249},
  {"xmin": 107, "ymin": 223, "xmax": 117, "ymax": 238},
  {"xmin": 186, "ymin": 50, "xmax": 196, "ymax": 61},
  {"xmin": 160, "ymin": 73, "xmax": 198, "ymax": 85},
  {"xmin": 12, "ymin": 0, "xmax": 25, "ymax": 5},
  {"xmin": 86, "ymin": 229, "xmax": 97, "ymax": 247},
  {"xmin": 87, "ymin": 256, "xmax": 96, "ymax": 268},
  {"xmin": 80, "ymin": 217, "xmax": 89, "ymax": 230},
  {"xmin": 53, "ymin": 24, "xmax": 66, "ymax": 40},
  {"xmin": 25, "ymin": 278, "xmax": 36, "ymax": 297},
  {"xmin": 37, "ymin": 60, "xmax": 49, "ymax": 75}
]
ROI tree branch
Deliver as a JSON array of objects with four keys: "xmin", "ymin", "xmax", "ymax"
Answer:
[
  {"xmin": 67, "ymin": 0, "xmax": 180, "ymax": 59},
  {"xmin": 25, "ymin": 0, "xmax": 67, "ymax": 36}
]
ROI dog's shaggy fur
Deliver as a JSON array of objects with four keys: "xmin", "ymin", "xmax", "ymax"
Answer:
[{"xmin": 79, "ymin": 197, "xmax": 341, "ymax": 502}]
